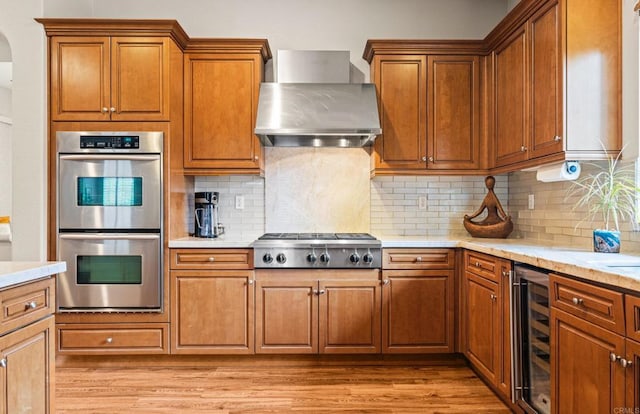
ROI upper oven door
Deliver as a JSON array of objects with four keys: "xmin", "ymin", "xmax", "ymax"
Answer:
[{"xmin": 58, "ymin": 154, "xmax": 161, "ymax": 230}]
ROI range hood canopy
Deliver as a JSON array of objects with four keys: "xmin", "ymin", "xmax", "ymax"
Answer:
[{"xmin": 254, "ymin": 50, "xmax": 382, "ymax": 148}]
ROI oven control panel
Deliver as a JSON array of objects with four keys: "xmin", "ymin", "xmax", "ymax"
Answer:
[
  {"xmin": 80, "ymin": 135, "xmax": 140, "ymax": 149},
  {"xmin": 254, "ymin": 247, "xmax": 382, "ymax": 269}
]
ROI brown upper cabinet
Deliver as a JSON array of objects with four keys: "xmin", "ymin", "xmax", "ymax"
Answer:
[
  {"xmin": 364, "ymin": 0, "xmax": 621, "ymax": 175},
  {"xmin": 37, "ymin": 18, "xmax": 188, "ymax": 122},
  {"xmin": 489, "ymin": 0, "xmax": 620, "ymax": 171},
  {"xmin": 183, "ymin": 40, "xmax": 270, "ymax": 174},
  {"xmin": 364, "ymin": 42, "xmax": 485, "ymax": 175}
]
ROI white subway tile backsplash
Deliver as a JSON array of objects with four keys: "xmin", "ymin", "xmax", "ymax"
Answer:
[{"xmin": 371, "ymin": 175, "xmax": 509, "ymax": 237}]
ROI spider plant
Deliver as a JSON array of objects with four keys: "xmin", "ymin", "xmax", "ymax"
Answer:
[{"xmin": 567, "ymin": 153, "xmax": 640, "ymax": 232}]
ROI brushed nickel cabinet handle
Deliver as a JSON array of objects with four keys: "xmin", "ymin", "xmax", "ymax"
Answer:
[
  {"xmin": 106, "ymin": 337, "xmax": 113, "ymax": 344},
  {"xmin": 248, "ymin": 279, "xmax": 254, "ymax": 285},
  {"xmin": 382, "ymin": 279, "xmax": 390, "ymax": 286},
  {"xmin": 26, "ymin": 301, "xmax": 37, "ymax": 310},
  {"xmin": 0, "ymin": 359, "xmax": 6, "ymax": 368},
  {"xmin": 621, "ymin": 358, "xmax": 633, "ymax": 368},
  {"xmin": 416, "ymin": 257, "xmax": 423, "ymax": 262},
  {"xmin": 110, "ymin": 107, "xmax": 116, "ymax": 112},
  {"xmin": 521, "ymin": 146, "xmax": 528, "ymax": 152},
  {"xmin": 101, "ymin": 107, "xmax": 109, "ymax": 113},
  {"xmin": 554, "ymin": 135, "xmax": 562, "ymax": 142},
  {"xmin": 572, "ymin": 297, "xmax": 583, "ymax": 305},
  {"xmin": 208, "ymin": 257, "xmax": 215, "ymax": 262},
  {"xmin": 428, "ymin": 156, "xmax": 434, "ymax": 162}
]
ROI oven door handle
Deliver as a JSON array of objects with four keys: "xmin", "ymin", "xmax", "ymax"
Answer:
[
  {"xmin": 58, "ymin": 233, "xmax": 160, "ymax": 240},
  {"xmin": 59, "ymin": 154, "xmax": 160, "ymax": 161}
]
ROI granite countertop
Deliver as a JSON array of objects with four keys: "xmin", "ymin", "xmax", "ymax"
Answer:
[{"xmin": 0, "ymin": 261, "xmax": 67, "ymax": 290}]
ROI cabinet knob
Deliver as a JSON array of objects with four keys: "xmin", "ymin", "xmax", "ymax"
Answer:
[
  {"xmin": 106, "ymin": 337, "xmax": 113, "ymax": 344},
  {"xmin": 26, "ymin": 301, "xmax": 37, "ymax": 310},
  {"xmin": 490, "ymin": 294, "xmax": 497, "ymax": 301},
  {"xmin": 428, "ymin": 156, "xmax": 434, "ymax": 162},
  {"xmin": 0, "ymin": 359, "xmax": 6, "ymax": 368},
  {"xmin": 208, "ymin": 257, "xmax": 215, "ymax": 262},
  {"xmin": 621, "ymin": 358, "xmax": 633, "ymax": 368},
  {"xmin": 521, "ymin": 146, "xmax": 528, "ymax": 152},
  {"xmin": 254, "ymin": 155, "xmax": 259, "ymax": 161},
  {"xmin": 248, "ymin": 279, "xmax": 254, "ymax": 285},
  {"xmin": 318, "ymin": 289, "xmax": 326, "ymax": 295},
  {"xmin": 415, "ymin": 256, "xmax": 423, "ymax": 262},
  {"xmin": 611, "ymin": 352, "xmax": 620, "ymax": 363},
  {"xmin": 101, "ymin": 107, "xmax": 109, "ymax": 113},
  {"xmin": 422, "ymin": 156, "xmax": 427, "ymax": 162},
  {"xmin": 501, "ymin": 271, "xmax": 509, "ymax": 277},
  {"xmin": 110, "ymin": 107, "xmax": 116, "ymax": 112},
  {"xmin": 572, "ymin": 297, "xmax": 583, "ymax": 306},
  {"xmin": 554, "ymin": 135, "xmax": 562, "ymax": 142},
  {"xmin": 475, "ymin": 261, "xmax": 481, "ymax": 267},
  {"xmin": 382, "ymin": 279, "xmax": 390, "ymax": 286}
]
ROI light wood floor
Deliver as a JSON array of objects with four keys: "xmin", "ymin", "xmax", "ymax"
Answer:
[{"xmin": 55, "ymin": 365, "xmax": 511, "ymax": 413}]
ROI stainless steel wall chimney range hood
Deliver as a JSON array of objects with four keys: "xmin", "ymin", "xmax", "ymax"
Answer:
[{"xmin": 254, "ymin": 50, "xmax": 382, "ymax": 148}]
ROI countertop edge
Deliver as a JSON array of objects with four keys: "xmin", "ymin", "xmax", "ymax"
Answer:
[{"xmin": 0, "ymin": 261, "xmax": 67, "ymax": 290}]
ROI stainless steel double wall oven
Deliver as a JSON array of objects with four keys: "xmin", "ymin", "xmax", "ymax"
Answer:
[{"xmin": 56, "ymin": 131, "xmax": 163, "ymax": 312}]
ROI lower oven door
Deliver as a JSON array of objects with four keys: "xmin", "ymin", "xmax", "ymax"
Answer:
[{"xmin": 57, "ymin": 233, "xmax": 161, "ymax": 311}]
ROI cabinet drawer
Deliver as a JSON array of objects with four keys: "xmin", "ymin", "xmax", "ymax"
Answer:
[
  {"xmin": 170, "ymin": 249, "xmax": 253, "ymax": 270},
  {"xmin": 383, "ymin": 249, "xmax": 454, "ymax": 270},
  {"xmin": 57, "ymin": 323, "xmax": 169, "ymax": 354},
  {"xmin": 549, "ymin": 274, "xmax": 624, "ymax": 335},
  {"xmin": 0, "ymin": 278, "xmax": 54, "ymax": 335},
  {"xmin": 464, "ymin": 250, "xmax": 501, "ymax": 282}
]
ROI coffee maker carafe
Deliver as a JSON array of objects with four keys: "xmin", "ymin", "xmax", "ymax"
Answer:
[{"xmin": 194, "ymin": 192, "xmax": 225, "ymax": 238}]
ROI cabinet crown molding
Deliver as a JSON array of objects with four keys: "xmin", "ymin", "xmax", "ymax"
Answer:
[{"xmin": 35, "ymin": 18, "xmax": 271, "ymax": 61}]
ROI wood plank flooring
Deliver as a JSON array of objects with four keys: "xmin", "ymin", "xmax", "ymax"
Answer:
[{"xmin": 55, "ymin": 365, "xmax": 511, "ymax": 413}]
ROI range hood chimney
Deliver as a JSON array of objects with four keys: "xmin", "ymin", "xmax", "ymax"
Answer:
[{"xmin": 254, "ymin": 50, "xmax": 382, "ymax": 148}]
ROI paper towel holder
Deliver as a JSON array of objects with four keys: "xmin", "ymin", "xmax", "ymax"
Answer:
[{"xmin": 535, "ymin": 160, "xmax": 581, "ymax": 183}]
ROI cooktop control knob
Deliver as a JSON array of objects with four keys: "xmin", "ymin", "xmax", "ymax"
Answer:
[
  {"xmin": 320, "ymin": 253, "xmax": 331, "ymax": 264},
  {"xmin": 362, "ymin": 253, "xmax": 374, "ymax": 264},
  {"xmin": 307, "ymin": 253, "xmax": 317, "ymax": 264},
  {"xmin": 276, "ymin": 253, "xmax": 287, "ymax": 264},
  {"xmin": 263, "ymin": 253, "xmax": 273, "ymax": 264},
  {"xmin": 349, "ymin": 253, "xmax": 360, "ymax": 264}
]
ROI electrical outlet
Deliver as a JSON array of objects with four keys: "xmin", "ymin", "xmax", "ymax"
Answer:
[
  {"xmin": 235, "ymin": 195, "xmax": 245, "ymax": 210},
  {"xmin": 528, "ymin": 194, "xmax": 535, "ymax": 210},
  {"xmin": 418, "ymin": 196, "xmax": 427, "ymax": 210}
]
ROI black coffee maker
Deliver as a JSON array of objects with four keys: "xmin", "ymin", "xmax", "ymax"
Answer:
[{"xmin": 194, "ymin": 192, "xmax": 225, "ymax": 238}]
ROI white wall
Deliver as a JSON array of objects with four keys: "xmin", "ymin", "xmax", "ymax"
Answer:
[{"xmin": 0, "ymin": 0, "xmax": 46, "ymax": 261}]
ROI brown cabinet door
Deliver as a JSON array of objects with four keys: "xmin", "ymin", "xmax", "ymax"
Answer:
[
  {"xmin": 184, "ymin": 53, "xmax": 262, "ymax": 170},
  {"xmin": 0, "ymin": 316, "xmax": 54, "ymax": 414},
  {"xmin": 464, "ymin": 271, "xmax": 498, "ymax": 384},
  {"xmin": 50, "ymin": 36, "xmax": 111, "ymax": 121},
  {"xmin": 626, "ymin": 339, "xmax": 640, "ymax": 411},
  {"xmin": 529, "ymin": 0, "xmax": 563, "ymax": 159},
  {"xmin": 255, "ymin": 278, "xmax": 318, "ymax": 354},
  {"xmin": 171, "ymin": 271, "xmax": 254, "ymax": 354},
  {"xmin": 494, "ymin": 26, "xmax": 528, "ymax": 168},
  {"xmin": 496, "ymin": 261, "xmax": 512, "ymax": 400},
  {"xmin": 319, "ymin": 279, "xmax": 381, "ymax": 354},
  {"xmin": 110, "ymin": 37, "xmax": 169, "ymax": 121},
  {"xmin": 372, "ymin": 55, "xmax": 427, "ymax": 171},
  {"xmin": 551, "ymin": 308, "xmax": 626, "ymax": 414},
  {"xmin": 382, "ymin": 270, "xmax": 454, "ymax": 353},
  {"xmin": 427, "ymin": 56, "xmax": 480, "ymax": 170}
]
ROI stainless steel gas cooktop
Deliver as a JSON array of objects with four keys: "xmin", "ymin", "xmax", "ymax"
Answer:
[{"xmin": 253, "ymin": 233, "xmax": 381, "ymax": 269}]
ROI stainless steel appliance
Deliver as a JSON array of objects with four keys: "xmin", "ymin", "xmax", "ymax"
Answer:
[
  {"xmin": 253, "ymin": 233, "xmax": 381, "ymax": 269},
  {"xmin": 56, "ymin": 131, "xmax": 163, "ymax": 312},
  {"xmin": 254, "ymin": 50, "xmax": 381, "ymax": 148},
  {"xmin": 512, "ymin": 264, "xmax": 551, "ymax": 414},
  {"xmin": 194, "ymin": 191, "xmax": 224, "ymax": 238}
]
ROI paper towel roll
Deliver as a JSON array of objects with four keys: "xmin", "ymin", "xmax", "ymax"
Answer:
[{"xmin": 536, "ymin": 161, "xmax": 581, "ymax": 182}]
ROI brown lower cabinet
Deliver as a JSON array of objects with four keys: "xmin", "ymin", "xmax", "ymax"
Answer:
[
  {"xmin": 255, "ymin": 270, "xmax": 381, "ymax": 354},
  {"xmin": 0, "ymin": 277, "xmax": 55, "ymax": 414},
  {"xmin": 381, "ymin": 249, "xmax": 455, "ymax": 353},
  {"xmin": 170, "ymin": 249, "xmax": 255, "ymax": 354},
  {"xmin": 462, "ymin": 250, "xmax": 511, "ymax": 402},
  {"xmin": 551, "ymin": 307, "xmax": 626, "ymax": 413}
]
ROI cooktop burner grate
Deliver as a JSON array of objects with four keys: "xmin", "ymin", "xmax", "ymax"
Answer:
[{"xmin": 258, "ymin": 233, "xmax": 376, "ymax": 241}]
